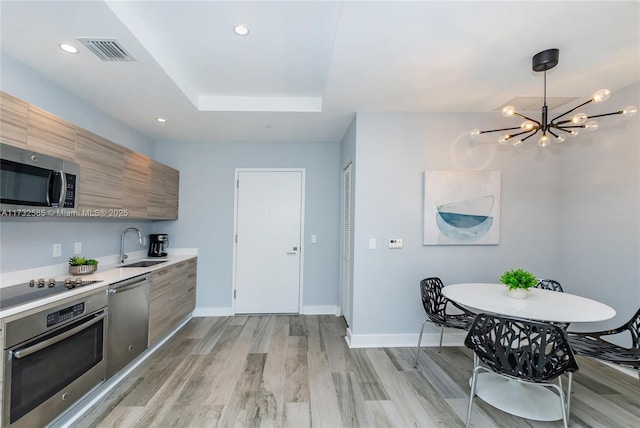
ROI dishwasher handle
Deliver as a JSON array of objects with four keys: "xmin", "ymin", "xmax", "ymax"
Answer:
[{"xmin": 109, "ymin": 274, "xmax": 150, "ymax": 294}]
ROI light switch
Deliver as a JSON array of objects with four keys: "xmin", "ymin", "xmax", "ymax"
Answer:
[
  {"xmin": 368, "ymin": 238, "xmax": 376, "ymax": 250},
  {"xmin": 388, "ymin": 238, "xmax": 403, "ymax": 249},
  {"xmin": 311, "ymin": 234, "xmax": 317, "ymax": 244},
  {"xmin": 74, "ymin": 242, "xmax": 82, "ymax": 254},
  {"xmin": 52, "ymin": 243, "xmax": 62, "ymax": 257}
]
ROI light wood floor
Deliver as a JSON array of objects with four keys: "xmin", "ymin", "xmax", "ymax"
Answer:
[{"xmin": 75, "ymin": 315, "xmax": 639, "ymax": 428}]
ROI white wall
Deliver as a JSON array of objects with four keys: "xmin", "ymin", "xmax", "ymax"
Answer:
[{"xmin": 153, "ymin": 140, "xmax": 341, "ymax": 314}]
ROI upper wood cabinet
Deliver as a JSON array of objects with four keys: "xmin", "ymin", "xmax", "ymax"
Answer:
[
  {"xmin": 0, "ymin": 91, "xmax": 179, "ymax": 220},
  {"xmin": 75, "ymin": 128, "xmax": 125, "ymax": 212},
  {"xmin": 0, "ymin": 92, "xmax": 28, "ymax": 149},
  {"xmin": 27, "ymin": 105, "xmax": 76, "ymax": 162}
]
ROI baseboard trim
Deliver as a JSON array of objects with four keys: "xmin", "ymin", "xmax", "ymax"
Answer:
[
  {"xmin": 302, "ymin": 305, "xmax": 339, "ymax": 315},
  {"xmin": 345, "ymin": 329, "xmax": 467, "ymax": 348},
  {"xmin": 193, "ymin": 306, "xmax": 339, "ymax": 316},
  {"xmin": 192, "ymin": 307, "xmax": 234, "ymax": 317}
]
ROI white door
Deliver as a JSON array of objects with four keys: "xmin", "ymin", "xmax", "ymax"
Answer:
[
  {"xmin": 342, "ymin": 164, "xmax": 353, "ymax": 326},
  {"xmin": 234, "ymin": 169, "xmax": 304, "ymax": 313}
]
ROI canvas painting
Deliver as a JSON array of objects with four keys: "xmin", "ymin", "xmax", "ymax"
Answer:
[{"xmin": 423, "ymin": 171, "xmax": 500, "ymax": 245}]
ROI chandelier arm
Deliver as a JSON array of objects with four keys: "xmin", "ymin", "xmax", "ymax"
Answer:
[
  {"xmin": 478, "ymin": 126, "xmax": 522, "ymax": 134},
  {"xmin": 550, "ymin": 99, "xmax": 593, "ymax": 123},
  {"xmin": 548, "ymin": 129, "xmax": 560, "ymax": 138},
  {"xmin": 520, "ymin": 130, "xmax": 539, "ymax": 143},
  {"xmin": 508, "ymin": 130, "xmax": 536, "ymax": 139},
  {"xmin": 586, "ymin": 111, "xmax": 624, "ymax": 119},
  {"xmin": 554, "ymin": 125, "xmax": 584, "ymax": 132},
  {"xmin": 513, "ymin": 112, "xmax": 541, "ymax": 125}
]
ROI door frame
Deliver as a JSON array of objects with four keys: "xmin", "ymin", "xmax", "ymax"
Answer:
[{"xmin": 231, "ymin": 168, "xmax": 306, "ymax": 314}]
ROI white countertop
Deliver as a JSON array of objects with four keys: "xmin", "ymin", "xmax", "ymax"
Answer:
[{"xmin": 0, "ymin": 250, "xmax": 197, "ymax": 320}]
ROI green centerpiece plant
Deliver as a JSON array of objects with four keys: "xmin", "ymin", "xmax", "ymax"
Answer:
[
  {"xmin": 500, "ymin": 268, "xmax": 537, "ymax": 299},
  {"xmin": 68, "ymin": 256, "xmax": 99, "ymax": 275}
]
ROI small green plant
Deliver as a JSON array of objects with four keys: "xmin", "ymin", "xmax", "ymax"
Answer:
[
  {"xmin": 500, "ymin": 268, "xmax": 537, "ymax": 290},
  {"xmin": 68, "ymin": 256, "xmax": 98, "ymax": 266}
]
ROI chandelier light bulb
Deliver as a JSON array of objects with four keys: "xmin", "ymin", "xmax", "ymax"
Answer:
[
  {"xmin": 555, "ymin": 134, "xmax": 566, "ymax": 143},
  {"xmin": 622, "ymin": 106, "xmax": 638, "ymax": 117},
  {"xmin": 470, "ymin": 129, "xmax": 481, "ymax": 137},
  {"xmin": 498, "ymin": 135, "xmax": 510, "ymax": 144},
  {"xmin": 571, "ymin": 113, "xmax": 588, "ymax": 124},
  {"xmin": 520, "ymin": 121, "xmax": 535, "ymax": 131},
  {"xmin": 585, "ymin": 121, "xmax": 599, "ymax": 131},
  {"xmin": 569, "ymin": 130, "xmax": 579, "ymax": 137},
  {"xmin": 538, "ymin": 134, "xmax": 551, "ymax": 147},
  {"xmin": 593, "ymin": 89, "xmax": 611, "ymax": 103},
  {"xmin": 512, "ymin": 139, "xmax": 523, "ymax": 147},
  {"xmin": 501, "ymin": 106, "xmax": 515, "ymax": 117}
]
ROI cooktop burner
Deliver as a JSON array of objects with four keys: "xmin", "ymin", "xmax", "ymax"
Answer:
[{"xmin": 0, "ymin": 278, "xmax": 103, "ymax": 310}]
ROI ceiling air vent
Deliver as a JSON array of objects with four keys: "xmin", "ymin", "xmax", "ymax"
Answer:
[{"xmin": 77, "ymin": 38, "xmax": 136, "ymax": 62}]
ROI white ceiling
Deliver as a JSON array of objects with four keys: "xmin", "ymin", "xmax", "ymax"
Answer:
[{"xmin": 1, "ymin": 1, "xmax": 639, "ymax": 143}]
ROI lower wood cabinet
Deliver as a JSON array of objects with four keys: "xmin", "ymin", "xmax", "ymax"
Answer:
[{"xmin": 148, "ymin": 258, "xmax": 197, "ymax": 346}]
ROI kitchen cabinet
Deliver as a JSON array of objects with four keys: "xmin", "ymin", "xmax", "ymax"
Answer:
[
  {"xmin": 148, "ymin": 258, "xmax": 197, "ymax": 346},
  {"xmin": 27, "ymin": 105, "xmax": 76, "ymax": 162},
  {"xmin": 75, "ymin": 128, "xmax": 125, "ymax": 212},
  {"xmin": 0, "ymin": 92, "xmax": 28, "ymax": 149},
  {"xmin": 0, "ymin": 91, "xmax": 179, "ymax": 220},
  {"xmin": 147, "ymin": 160, "xmax": 179, "ymax": 220}
]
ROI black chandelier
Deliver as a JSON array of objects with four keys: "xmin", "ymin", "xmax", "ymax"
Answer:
[{"xmin": 471, "ymin": 48, "xmax": 637, "ymax": 147}]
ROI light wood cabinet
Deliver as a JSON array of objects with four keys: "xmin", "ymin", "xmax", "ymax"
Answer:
[
  {"xmin": 75, "ymin": 128, "xmax": 125, "ymax": 212},
  {"xmin": 0, "ymin": 92, "xmax": 28, "ymax": 149},
  {"xmin": 27, "ymin": 105, "xmax": 76, "ymax": 161},
  {"xmin": 123, "ymin": 149, "xmax": 150, "ymax": 218},
  {"xmin": 148, "ymin": 258, "xmax": 197, "ymax": 346},
  {"xmin": 0, "ymin": 91, "xmax": 179, "ymax": 220},
  {"xmin": 147, "ymin": 160, "xmax": 180, "ymax": 220}
]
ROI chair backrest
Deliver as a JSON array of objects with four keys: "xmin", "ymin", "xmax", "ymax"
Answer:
[
  {"xmin": 624, "ymin": 307, "xmax": 640, "ymax": 349},
  {"xmin": 536, "ymin": 278, "xmax": 564, "ymax": 292},
  {"xmin": 464, "ymin": 313, "xmax": 578, "ymax": 382},
  {"xmin": 420, "ymin": 277, "xmax": 449, "ymax": 325}
]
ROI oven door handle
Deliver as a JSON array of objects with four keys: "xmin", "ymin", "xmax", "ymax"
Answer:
[{"xmin": 12, "ymin": 311, "xmax": 106, "ymax": 359}]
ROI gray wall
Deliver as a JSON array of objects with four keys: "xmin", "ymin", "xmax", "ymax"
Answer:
[
  {"xmin": 0, "ymin": 53, "xmax": 155, "ymax": 271},
  {"xmin": 346, "ymin": 84, "xmax": 639, "ymax": 337},
  {"xmin": 558, "ymin": 81, "xmax": 640, "ymax": 333},
  {"xmin": 153, "ymin": 140, "xmax": 341, "ymax": 311}
]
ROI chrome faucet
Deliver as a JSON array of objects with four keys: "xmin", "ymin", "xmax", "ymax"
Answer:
[{"xmin": 120, "ymin": 227, "xmax": 144, "ymax": 264}]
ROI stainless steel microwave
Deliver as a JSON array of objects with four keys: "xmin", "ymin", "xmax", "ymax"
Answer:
[{"xmin": 0, "ymin": 143, "xmax": 79, "ymax": 215}]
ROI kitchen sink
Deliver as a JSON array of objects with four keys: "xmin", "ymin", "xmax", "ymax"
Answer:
[{"xmin": 121, "ymin": 260, "xmax": 166, "ymax": 268}]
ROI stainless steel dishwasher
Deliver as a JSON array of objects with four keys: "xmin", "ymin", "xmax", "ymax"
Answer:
[{"xmin": 107, "ymin": 273, "xmax": 150, "ymax": 377}]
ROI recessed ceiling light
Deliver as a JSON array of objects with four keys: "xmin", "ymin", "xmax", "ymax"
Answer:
[
  {"xmin": 58, "ymin": 43, "xmax": 79, "ymax": 54},
  {"xmin": 233, "ymin": 24, "xmax": 250, "ymax": 36},
  {"xmin": 156, "ymin": 118, "xmax": 167, "ymax": 123}
]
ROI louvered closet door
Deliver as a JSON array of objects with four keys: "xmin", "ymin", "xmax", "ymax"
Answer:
[{"xmin": 342, "ymin": 163, "xmax": 353, "ymax": 326}]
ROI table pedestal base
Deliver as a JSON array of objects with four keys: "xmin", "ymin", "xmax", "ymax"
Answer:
[{"xmin": 474, "ymin": 373, "xmax": 563, "ymax": 421}]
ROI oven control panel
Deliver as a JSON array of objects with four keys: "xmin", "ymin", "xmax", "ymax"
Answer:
[{"xmin": 46, "ymin": 302, "xmax": 85, "ymax": 327}]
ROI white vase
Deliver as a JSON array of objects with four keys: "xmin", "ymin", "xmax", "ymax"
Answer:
[{"xmin": 507, "ymin": 288, "xmax": 528, "ymax": 299}]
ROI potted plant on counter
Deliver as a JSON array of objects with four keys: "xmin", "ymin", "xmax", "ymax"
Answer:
[
  {"xmin": 500, "ymin": 268, "xmax": 537, "ymax": 299},
  {"xmin": 68, "ymin": 256, "xmax": 99, "ymax": 275}
]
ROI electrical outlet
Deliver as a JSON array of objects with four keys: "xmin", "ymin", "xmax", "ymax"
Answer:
[
  {"xmin": 74, "ymin": 242, "xmax": 82, "ymax": 255},
  {"xmin": 53, "ymin": 243, "xmax": 62, "ymax": 257}
]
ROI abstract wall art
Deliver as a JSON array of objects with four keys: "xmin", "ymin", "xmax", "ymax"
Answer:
[{"xmin": 423, "ymin": 171, "xmax": 501, "ymax": 245}]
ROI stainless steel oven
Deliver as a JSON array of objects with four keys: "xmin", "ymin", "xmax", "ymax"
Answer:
[{"xmin": 2, "ymin": 291, "xmax": 107, "ymax": 428}]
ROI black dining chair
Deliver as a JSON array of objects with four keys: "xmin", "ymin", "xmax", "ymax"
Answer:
[
  {"xmin": 414, "ymin": 277, "xmax": 476, "ymax": 368},
  {"xmin": 536, "ymin": 278, "xmax": 564, "ymax": 292},
  {"xmin": 464, "ymin": 313, "xmax": 579, "ymax": 428},
  {"xmin": 567, "ymin": 307, "xmax": 640, "ymax": 380}
]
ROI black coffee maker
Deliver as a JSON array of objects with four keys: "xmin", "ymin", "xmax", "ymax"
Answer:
[{"xmin": 148, "ymin": 234, "xmax": 169, "ymax": 257}]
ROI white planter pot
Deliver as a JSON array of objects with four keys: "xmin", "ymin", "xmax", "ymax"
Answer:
[{"xmin": 507, "ymin": 288, "xmax": 528, "ymax": 299}]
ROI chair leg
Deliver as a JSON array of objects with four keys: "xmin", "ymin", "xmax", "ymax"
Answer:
[
  {"xmin": 438, "ymin": 326, "xmax": 444, "ymax": 353},
  {"xmin": 414, "ymin": 318, "xmax": 428, "ymax": 368},
  {"xmin": 566, "ymin": 372, "xmax": 573, "ymax": 420},
  {"xmin": 466, "ymin": 366, "xmax": 480, "ymax": 428}
]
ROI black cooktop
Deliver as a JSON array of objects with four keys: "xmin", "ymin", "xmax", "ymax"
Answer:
[{"xmin": 0, "ymin": 278, "xmax": 103, "ymax": 310}]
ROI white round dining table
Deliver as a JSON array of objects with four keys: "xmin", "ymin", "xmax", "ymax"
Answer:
[
  {"xmin": 442, "ymin": 283, "xmax": 616, "ymax": 323},
  {"xmin": 442, "ymin": 283, "xmax": 616, "ymax": 422}
]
